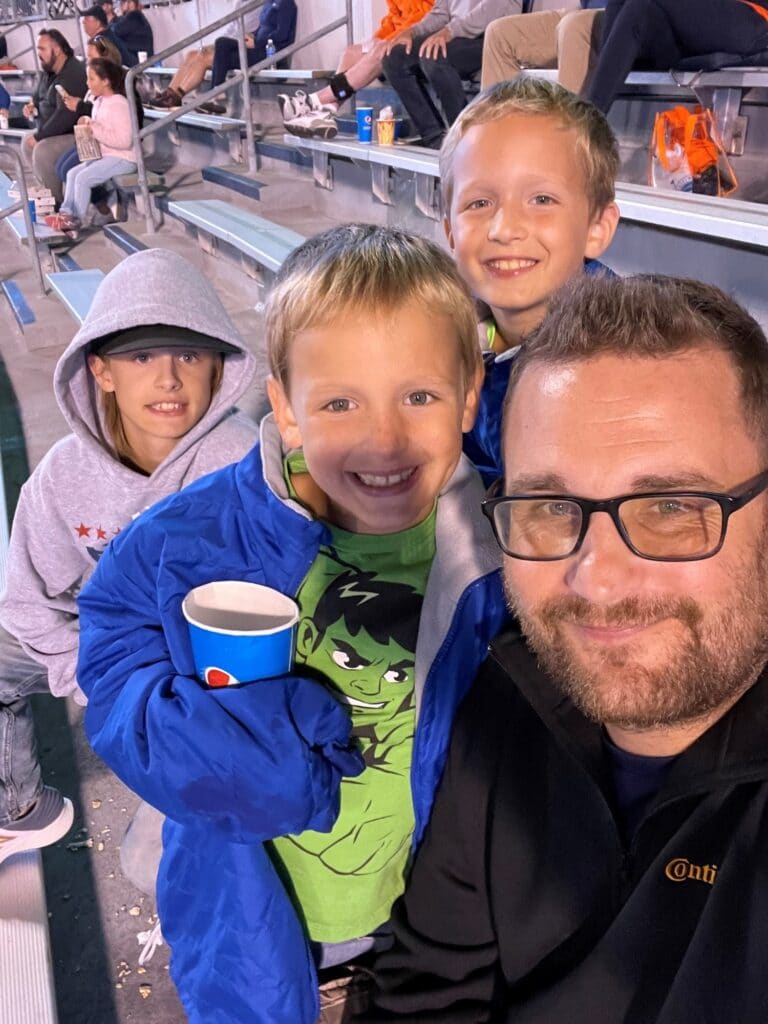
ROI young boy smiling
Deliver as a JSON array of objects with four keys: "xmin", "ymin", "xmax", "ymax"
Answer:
[
  {"xmin": 76, "ymin": 224, "xmax": 509, "ymax": 1024},
  {"xmin": 440, "ymin": 77, "xmax": 621, "ymax": 479}
]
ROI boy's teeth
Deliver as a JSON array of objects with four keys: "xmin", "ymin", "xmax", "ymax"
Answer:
[
  {"xmin": 356, "ymin": 468, "xmax": 415, "ymax": 487},
  {"xmin": 493, "ymin": 258, "xmax": 536, "ymax": 270}
]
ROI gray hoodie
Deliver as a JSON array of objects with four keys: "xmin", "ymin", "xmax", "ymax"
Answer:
[
  {"xmin": 412, "ymin": 0, "xmax": 521, "ymax": 39},
  {"xmin": 0, "ymin": 248, "xmax": 260, "ymax": 702}
]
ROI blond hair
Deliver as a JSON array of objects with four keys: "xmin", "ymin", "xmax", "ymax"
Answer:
[
  {"xmin": 266, "ymin": 223, "xmax": 481, "ymax": 389},
  {"xmin": 440, "ymin": 77, "xmax": 619, "ymax": 216}
]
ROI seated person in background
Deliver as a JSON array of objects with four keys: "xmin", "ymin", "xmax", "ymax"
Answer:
[
  {"xmin": 75, "ymin": 223, "xmax": 509, "ymax": 1024},
  {"xmin": 0, "ymin": 82, "xmax": 10, "ymax": 121},
  {"xmin": 279, "ymin": 0, "xmax": 434, "ymax": 140},
  {"xmin": 112, "ymin": 0, "xmax": 154, "ymax": 66},
  {"xmin": 364, "ymin": 273, "xmax": 768, "ymax": 1023},
  {"xmin": 481, "ymin": 0, "xmax": 605, "ymax": 95},
  {"xmin": 586, "ymin": 0, "xmax": 768, "ymax": 112},
  {"xmin": 95, "ymin": 0, "xmax": 116, "ymax": 23},
  {"xmin": 54, "ymin": 35, "xmax": 124, "ymax": 201},
  {"xmin": 23, "ymin": 28, "xmax": 86, "ymax": 205},
  {"xmin": 0, "ymin": 248, "xmax": 258, "ymax": 869},
  {"xmin": 442, "ymin": 77, "xmax": 618, "ymax": 482},
  {"xmin": 81, "ymin": 3, "xmax": 135, "ymax": 67},
  {"xmin": 151, "ymin": 0, "xmax": 296, "ymax": 111},
  {"xmin": 45, "ymin": 58, "xmax": 138, "ymax": 237},
  {"xmin": 381, "ymin": 0, "xmax": 520, "ymax": 149}
]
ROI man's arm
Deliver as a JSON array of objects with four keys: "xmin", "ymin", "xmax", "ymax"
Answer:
[{"xmin": 364, "ymin": 681, "xmax": 504, "ymax": 1021}]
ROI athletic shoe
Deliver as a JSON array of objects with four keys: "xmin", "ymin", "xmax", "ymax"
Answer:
[
  {"xmin": 277, "ymin": 89, "xmax": 314, "ymax": 121},
  {"xmin": 0, "ymin": 787, "xmax": 74, "ymax": 866},
  {"xmin": 283, "ymin": 107, "xmax": 338, "ymax": 140},
  {"xmin": 44, "ymin": 212, "xmax": 79, "ymax": 232},
  {"xmin": 197, "ymin": 99, "xmax": 227, "ymax": 116},
  {"xmin": 149, "ymin": 87, "xmax": 183, "ymax": 110}
]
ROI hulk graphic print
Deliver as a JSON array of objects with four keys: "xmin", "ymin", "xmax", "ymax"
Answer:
[{"xmin": 271, "ymin": 516, "xmax": 434, "ymax": 943}]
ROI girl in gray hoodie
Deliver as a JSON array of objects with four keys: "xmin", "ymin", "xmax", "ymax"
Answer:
[{"xmin": 0, "ymin": 248, "xmax": 259, "ymax": 864}]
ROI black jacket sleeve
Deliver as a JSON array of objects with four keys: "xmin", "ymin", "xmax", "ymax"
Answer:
[
  {"xmin": 34, "ymin": 58, "xmax": 87, "ymax": 141},
  {"xmin": 363, "ymin": 676, "xmax": 505, "ymax": 1022}
]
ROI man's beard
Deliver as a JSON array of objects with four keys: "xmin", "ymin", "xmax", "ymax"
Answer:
[
  {"xmin": 41, "ymin": 57, "xmax": 56, "ymax": 73},
  {"xmin": 505, "ymin": 547, "xmax": 768, "ymax": 731}
]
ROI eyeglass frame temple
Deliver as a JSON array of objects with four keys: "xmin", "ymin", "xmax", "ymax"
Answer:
[{"xmin": 481, "ymin": 467, "xmax": 768, "ymax": 563}]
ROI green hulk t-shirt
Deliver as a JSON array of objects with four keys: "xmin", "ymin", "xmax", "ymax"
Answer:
[{"xmin": 271, "ymin": 452, "xmax": 436, "ymax": 943}]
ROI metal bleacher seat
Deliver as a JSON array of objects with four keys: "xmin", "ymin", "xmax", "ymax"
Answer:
[{"xmin": 46, "ymin": 269, "xmax": 105, "ymax": 324}]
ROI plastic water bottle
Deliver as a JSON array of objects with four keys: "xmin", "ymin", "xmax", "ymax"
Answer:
[{"xmin": 266, "ymin": 38, "xmax": 276, "ymax": 65}]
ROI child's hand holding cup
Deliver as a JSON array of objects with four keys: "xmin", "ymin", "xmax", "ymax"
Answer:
[{"xmin": 182, "ymin": 580, "xmax": 299, "ymax": 687}]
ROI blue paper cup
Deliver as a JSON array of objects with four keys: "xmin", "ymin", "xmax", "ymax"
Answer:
[
  {"xmin": 356, "ymin": 106, "xmax": 373, "ymax": 143},
  {"xmin": 182, "ymin": 581, "xmax": 299, "ymax": 687}
]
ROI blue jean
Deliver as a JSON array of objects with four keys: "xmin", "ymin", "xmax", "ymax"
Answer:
[
  {"xmin": 382, "ymin": 35, "xmax": 484, "ymax": 147},
  {"xmin": 61, "ymin": 155, "xmax": 137, "ymax": 221},
  {"xmin": 0, "ymin": 624, "xmax": 49, "ymax": 825},
  {"xmin": 55, "ymin": 145, "xmax": 79, "ymax": 185}
]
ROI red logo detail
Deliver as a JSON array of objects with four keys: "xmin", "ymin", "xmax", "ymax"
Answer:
[
  {"xmin": 205, "ymin": 667, "xmax": 237, "ymax": 688},
  {"xmin": 96, "ymin": 526, "xmax": 107, "ymax": 540},
  {"xmin": 75, "ymin": 522, "xmax": 91, "ymax": 537}
]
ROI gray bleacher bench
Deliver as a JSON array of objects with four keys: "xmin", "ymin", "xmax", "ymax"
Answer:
[
  {"xmin": 282, "ymin": 133, "xmax": 442, "ymax": 219},
  {"xmin": 163, "ymin": 198, "xmax": 304, "ymax": 276},
  {"xmin": 523, "ymin": 65, "xmax": 768, "ymax": 155},
  {"xmin": 0, "ymin": 169, "xmax": 66, "ymax": 244},
  {"xmin": 281, "ymin": 134, "xmax": 768, "ymax": 250},
  {"xmin": 0, "ymin": 126, "xmax": 33, "ymax": 141},
  {"xmin": 46, "ymin": 269, "xmax": 105, "ymax": 323},
  {"xmin": 143, "ymin": 105, "xmax": 248, "ymax": 158}
]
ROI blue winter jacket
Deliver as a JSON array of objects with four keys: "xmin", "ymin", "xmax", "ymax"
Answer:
[
  {"xmin": 465, "ymin": 258, "xmax": 616, "ymax": 485},
  {"xmin": 77, "ymin": 416, "xmax": 508, "ymax": 1024}
]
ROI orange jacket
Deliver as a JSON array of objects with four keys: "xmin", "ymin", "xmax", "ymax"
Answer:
[{"xmin": 375, "ymin": 0, "xmax": 435, "ymax": 39}]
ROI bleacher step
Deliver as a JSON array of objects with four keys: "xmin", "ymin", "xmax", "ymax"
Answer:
[
  {"xmin": 46, "ymin": 270, "xmax": 105, "ymax": 324},
  {"xmin": 201, "ymin": 166, "xmax": 265, "ymax": 201},
  {"xmin": 103, "ymin": 225, "xmax": 149, "ymax": 256},
  {"xmin": 0, "ymin": 851, "xmax": 58, "ymax": 1024}
]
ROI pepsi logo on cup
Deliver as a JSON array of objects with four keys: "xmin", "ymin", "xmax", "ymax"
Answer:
[{"xmin": 205, "ymin": 666, "xmax": 240, "ymax": 688}]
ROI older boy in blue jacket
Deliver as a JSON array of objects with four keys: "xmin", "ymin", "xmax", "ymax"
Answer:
[{"xmin": 77, "ymin": 224, "xmax": 508, "ymax": 1024}]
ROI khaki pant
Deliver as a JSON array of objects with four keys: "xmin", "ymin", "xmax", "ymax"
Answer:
[
  {"xmin": 317, "ymin": 964, "xmax": 373, "ymax": 1024},
  {"xmin": 481, "ymin": 8, "xmax": 603, "ymax": 94},
  {"xmin": 24, "ymin": 133, "xmax": 75, "ymax": 204}
]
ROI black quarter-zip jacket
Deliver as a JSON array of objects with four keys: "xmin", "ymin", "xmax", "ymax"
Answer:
[{"xmin": 363, "ymin": 629, "xmax": 768, "ymax": 1023}]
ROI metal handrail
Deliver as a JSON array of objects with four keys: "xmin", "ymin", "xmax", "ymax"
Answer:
[
  {"xmin": 0, "ymin": 143, "xmax": 47, "ymax": 295},
  {"xmin": 126, "ymin": 0, "xmax": 352, "ymax": 231},
  {"xmin": 0, "ymin": 20, "xmax": 39, "ymax": 70}
]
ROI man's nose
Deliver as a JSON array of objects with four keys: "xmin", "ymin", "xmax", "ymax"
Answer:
[{"xmin": 564, "ymin": 511, "xmax": 643, "ymax": 604}]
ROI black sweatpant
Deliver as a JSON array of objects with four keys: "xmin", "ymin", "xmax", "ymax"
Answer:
[{"xmin": 586, "ymin": 0, "xmax": 768, "ymax": 111}]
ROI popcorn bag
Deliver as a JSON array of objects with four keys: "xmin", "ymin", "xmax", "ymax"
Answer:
[
  {"xmin": 74, "ymin": 122, "xmax": 102, "ymax": 163},
  {"xmin": 649, "ymin": 105, "xmax": 737, "ymax": 197}
]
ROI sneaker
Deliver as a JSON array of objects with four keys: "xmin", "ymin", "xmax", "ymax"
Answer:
[
  {"xmin": 44, "ymin": 211, "xmax": 79, "ymax": 232},
  {"xmin": 197, "ymin": 99, "xmax": 227, "ymax": 116},
  {"xmin": 0, "ymin": 787, "xmax": 74, "ymax": 866},
  {"xmin": 277, "ymin": 88, "xmax": 328, "ymax": 122},
  {"xmin": 149, "ymin": 87, "xmax": 183, "ymax": 110},
  {"xmin": 284, "ymin": 107, "xmax": 338, "ymax": 140}
]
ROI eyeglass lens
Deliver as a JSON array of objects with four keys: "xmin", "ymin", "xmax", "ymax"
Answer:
[{"xmin": 494, "ymin": 495, "xmax": 724, "ymax": 559}]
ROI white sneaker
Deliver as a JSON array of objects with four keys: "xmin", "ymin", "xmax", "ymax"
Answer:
[
  {"xmin": 284, "ymin": 107, "xmax": 338, "ymax": 140},
  {"xmin": 277, "ymin": 89, "xmax": 310, "ymax": 120},
  {"xmin": 0, "ymin": 787, "xmax": 74, "ymax": 867}
]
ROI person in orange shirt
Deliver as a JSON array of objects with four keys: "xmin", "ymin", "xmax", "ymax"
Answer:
[{"xmin": 279, "ymin": 0, "xmax": 434, "ymax": 139}]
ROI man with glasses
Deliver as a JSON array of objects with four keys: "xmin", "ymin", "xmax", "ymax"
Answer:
[{"xmin": 362, "ymin": 274, "xmax": 768, "ymax": 1023}]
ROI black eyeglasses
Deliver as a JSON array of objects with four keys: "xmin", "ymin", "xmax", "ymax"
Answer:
[{"xmin": 482, "ymin": 469, "xmax": 768, "ymax": 562}]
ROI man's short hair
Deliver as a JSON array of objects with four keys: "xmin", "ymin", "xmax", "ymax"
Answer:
[
  {"xmin": 506, "ymin": 274, "xmax": 768, "ymax": 452},
  {"xmin": 81, "ymin": 4, "xmax": 108, "ymax": 27},
  {"xmin": 38, "ymin": 27, "xmax": 74, "ymax": 59},
  {"xmin": 265, "ymin": 222, "xmax": 482, "ymax": 390},
  {"xmin": 439, "ymin": 77, "xmax": 619, "ymax": 216}
]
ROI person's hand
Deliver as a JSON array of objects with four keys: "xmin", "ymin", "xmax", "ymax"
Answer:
[
  {"xmin": 63, "ymin": 94, "xmax": 79, "ymax": 111},
  {"xmin": 22, "ymin": 101, "xmax": 36, "ymax": 120},
  {"xmin": 244, "ymin": 32, "xmax": 254, "ymax": 47},
  {"xmin": 23, "ymin": 133, "xmax": 36, "ymax": 150},
  {"xmin": 77, "ymin": 115, "xmax": 91, "ymax": 125},
  {"xmin": 419, "ymin": 26, "xmax": 452, "ymax": 59},
  {"xmin": 386, "ymin": 27, "xmax": 415, "ymax": 55}
]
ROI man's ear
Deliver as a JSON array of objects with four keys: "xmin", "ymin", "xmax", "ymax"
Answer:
[
  {"xmin": 87, "ymin": 352, "xmax": 115, "ymax": 393},
  {"xmin": 461, "ymin": 362, "xmax": 485, "ymax": 433},
  {"xmin": 296, "ymin": 617, "xmax": 320, "ymax": 660},
  {"xmin": 443, "ymin": 211, "xmax": 455, "ymax": 252},
  {"xmin": 266, "ymin": 375, "xmax": 303, "ymax": 449},
  {"xmin": 584, "ymin": 201, "xmax": 620, "ymax": 261}
]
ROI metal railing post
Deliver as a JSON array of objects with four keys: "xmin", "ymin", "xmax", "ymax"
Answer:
[
  {"xmin": 345, "ymin": 0, "xmax": 353, "ymax": 46},
  {"xmin": 0, "ymin": 143, "xmax": 47, "ymax": 296},
  {"xmin": 235, "ymin": 11, "xmax": 256, "ymax": 175}
]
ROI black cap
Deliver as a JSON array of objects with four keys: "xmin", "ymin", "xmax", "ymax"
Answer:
[
  {"xmin": 92, "ymin": 324, "xmax": 240, "ymax": 357},
  {"xmin": 80, "ymin": 4, "xmax": 108, "ymax": 25}
]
